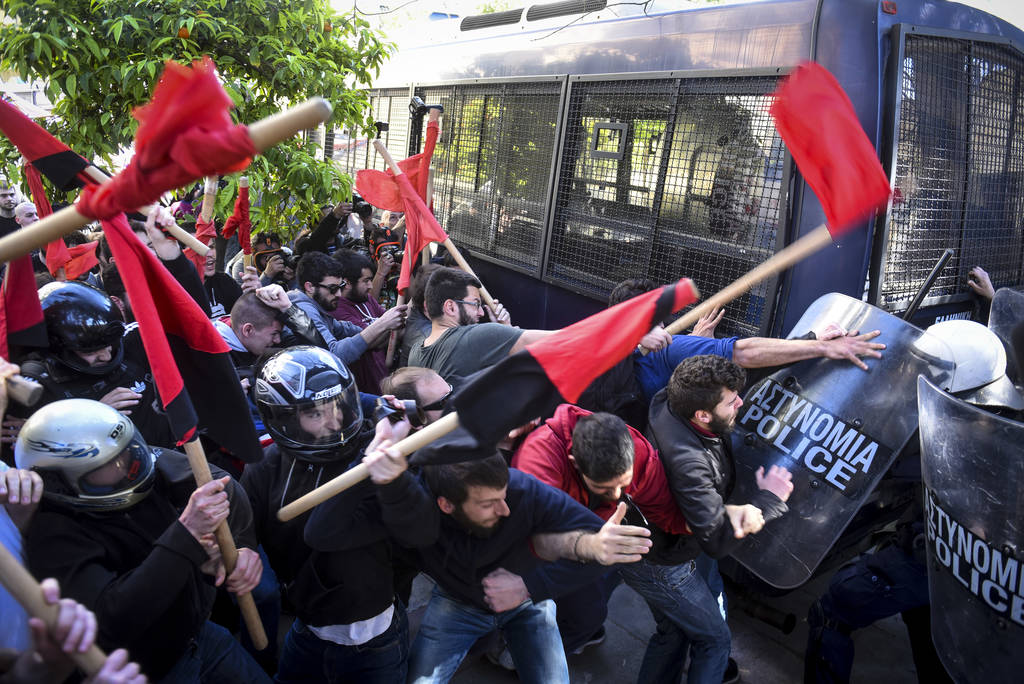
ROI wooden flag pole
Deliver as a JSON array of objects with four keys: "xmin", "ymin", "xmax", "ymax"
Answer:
[
  {"xmin": 643, "ymin": 224, "xmax": 834, "ymax": 353},
  {"xmin": 384, "ymin": 293, "xmax": 406, "ymax": 369},
  {"xmin": 239, "ymin": 176, "xmax": 253, "ymax": 268},
  {"xmin": 371, "ymin": 140, "xmax": 497, "ymax": 311},
  {"xmin": 423, "ymin": 166, "xmax": 435, "ymax": 267},
  {"xmin": 182, "ymin": 439, "xmax": 269, "ymax": 650},
  {"xmin": 200, "ymin": 176, "xmax": 218, "ymax": 223},
  {"xmin": 0, "ymin": 98, "xmax": 332, "ymax": 265},
  {"xmin": 0, "ymin": 543, "xmax": 108, "ymax": 675},
  {"xmin": 278, "ymin": 412, "xmax": 460, "ymax": 522}
]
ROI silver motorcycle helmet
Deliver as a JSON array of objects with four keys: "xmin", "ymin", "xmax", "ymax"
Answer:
[{"xmin": 15, "ymin": 399, "xmax": 156, "ymax": 511}]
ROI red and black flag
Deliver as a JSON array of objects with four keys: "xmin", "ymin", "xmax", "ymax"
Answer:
[
  {"xmin": 448, "ymin": 279, "xmax": 699, "ymax": 449},
  {"xmin": 101, "ymin": 212, "xmax": 261, "ymax": 462},
  {"xmin": 770, "ymin": 62, "xmax": 891, "ymax": 235},
  {"xmin": 0, "ymin": 96, "xmax": 95, "ymax": 191},
  {"xmin": 0, "ymin": 96, "xmax": 100, "ymax": 282}
]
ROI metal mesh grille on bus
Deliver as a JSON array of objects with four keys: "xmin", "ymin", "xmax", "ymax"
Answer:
[
  {"xmin": 880, "ymin": 36, "xmax": 1024, "ymax": 310},
  {"xmin": 415, "ymin": 81, "xmax": 562, "ymax": 274},
  {"xmin": 333, "ymin": 88, "xmax": 410, "ymax": 179},
  {"xmin": 547, "ymin": 76, "xmax": 785, "ymax": 337}
]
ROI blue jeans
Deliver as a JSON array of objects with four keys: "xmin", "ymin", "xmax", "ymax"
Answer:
[
  {"xmin": 620, "ymin": 557, "xmax": 731, "ymax": 684},
  {"xmin": 408, "ymin": 586, "xmax": 568, "ymax": 684},
  {"xmin": 275, "ymin": 604, "xmax": 409, "ymax": 684},
  {"xmin": 158, "ymin": 621, "xmax": 271, "ymax": 684}
]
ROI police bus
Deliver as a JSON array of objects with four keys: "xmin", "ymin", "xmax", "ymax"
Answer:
[{"xmin": 337, "ymin": 0, "xmax": 1024, "ymax": 340}]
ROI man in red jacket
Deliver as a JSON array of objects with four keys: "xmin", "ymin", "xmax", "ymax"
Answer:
[{"xmin": 508, "ymin": 405, "xmax": 690, "ymax": 660}]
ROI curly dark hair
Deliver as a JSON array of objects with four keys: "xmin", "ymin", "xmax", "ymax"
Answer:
[
  {"xmin": 607, "ymin": 278, "xmax": 657, "ymax": 307},
  {"xmin": 667, "ymin": 354, "xmax": 746, "ymax": 420}
]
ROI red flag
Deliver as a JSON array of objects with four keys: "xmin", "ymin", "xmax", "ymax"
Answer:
[
  {"xmin": 770, "ymin": 61, "xmax": 891, "ymax": 236},
  {"xmin": 0, "ymin": 96, "xmax": 94, "ymax": 191},
  {"xmin": 393, "ymin": 173, "xmax": 448, "ymax": 293},
  {"xmin": 450, "ymin": 279, "xmax": 698, "ymax": 448},
  {"xmin": 76, "ymin": 57, "xmax": 255, "ymax": 221},
  {"xmin": 354, "ymin": 120, "xmax": 439, "ymax": 211},
  {"xmin": 101, "ymin": 213, "xmax": 261, "ymax": 462},
  {"xmin": 221, "ymin": 184, "xmax": 251, "ymax": 255}
]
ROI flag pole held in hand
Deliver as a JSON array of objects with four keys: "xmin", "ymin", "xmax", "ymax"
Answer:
[
  {"xmin": 0, "ymin": 543, "xmax": 108, "ymax": 675},
  {"xmin": 0, "ymin": 94, "xmax": 331, "ymax": 264},
  {"xmin": 183, "ymin": 439, "xmax": 269, "ymax": 650},
  {"xmin": 278, "ymin": 412, "xmax": 460, "ymax": 522},
  {"xmin": 278, "ymin": 278, "xmax": 700, "ymax": 522}
]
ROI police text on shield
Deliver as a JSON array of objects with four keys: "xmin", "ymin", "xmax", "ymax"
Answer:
[
  {"xmin": 925, "ymin": 489, "xmax": 1024, "ymax": 627},
  {"xmin": 738, "ymin": 379, "xmax": 881, "ymax": 495}
]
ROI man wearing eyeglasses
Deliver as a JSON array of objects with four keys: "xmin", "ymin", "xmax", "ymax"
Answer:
[
  {"xmin": 288, "ymin": 252, "xmax": 407, "ymax": 370},
  {"xmin": 410, "ymin": 267, "xmax": 547, "ymax": 383}
]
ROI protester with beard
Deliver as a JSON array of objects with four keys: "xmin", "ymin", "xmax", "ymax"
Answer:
[
  {"xmin": 643, "ymin": 355, "xmax": 794, "ymax": 684},
  {"xmin": 409, "ymin": 268, "xmax": 530, "ymax": 384},
  {"xmin": 332, "ymin": 250, "xmax": 396, "ymax": 393},
  {"xmin": 242, "ymin": 347, "xmax": 416, "ymax": 682},
  {"xmin": 0, "ymin": 181, "xmax": 20, "ymax": 238},
  {"xmin": 287, "ymin": 251, "xmax": 406, "ymax": 368},
  {"xmin": 305, "ymin": 417, "xmax": 654, "ymax": 684}
]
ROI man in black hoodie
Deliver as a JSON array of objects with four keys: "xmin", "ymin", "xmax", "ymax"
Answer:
[
  {"xmin": 642, "ymin": 354, "xmax": 794, "ymax": 684},
  {"xmin": 306, "ymin": 421, "xmax": 654, "ymax": 684},
  {"xmin": 16, "ymin": 399, "xmax": 266, "ymax": 683},
  {"xmin": 241, "ymin": 345, "xmax": 415, "ymax": 683}
]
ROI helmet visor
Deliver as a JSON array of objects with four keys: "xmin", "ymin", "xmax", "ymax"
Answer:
[
  {"xmin": 77, "ymin": 435, "xmax": 155, "ymax": 497},
  {"xmin": 73, "ymin": 321, "xmax": 125, "ymax": 352},
  {"xmin": 262, "ymin": 388, "xmax": 363, "ymax": 449}
]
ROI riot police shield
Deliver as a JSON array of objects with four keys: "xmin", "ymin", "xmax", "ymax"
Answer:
[
  {"xmin": 988, "ymin": 287, "xmax": 1024, "ymax": 385},
  {"xmin": 728, "ymin": 293, "xmax": 955, "ymax": 589},
  {"xmin": 918, "ymin": 376, "xmax": 1024, "ymax": 683}
]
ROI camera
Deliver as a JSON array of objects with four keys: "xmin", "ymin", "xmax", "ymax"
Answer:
[
  {"xmin": 374, "ymin": 397, "xmax": 426, "ymax": 429},
  {"xmin": 352, "ymin": 193, "xmax": 373, "ymax": 220},
  {"xmin": 379, "ymin": 244, "xmax": 403, "ymax": 264}
]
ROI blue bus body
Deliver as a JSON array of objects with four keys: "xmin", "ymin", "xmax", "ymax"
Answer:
[{"xmin": 338, "ymin": 0, "xmax": 1024, "ymax": 337}]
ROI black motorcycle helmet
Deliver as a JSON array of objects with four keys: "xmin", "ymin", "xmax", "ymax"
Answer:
[
  {"xmin": 39, "ymin": 281, "xmax": 126, "ymax": 375},
  {"xmin": 255, "ymin": 346, "xmax": 363, "ymax": 462}
]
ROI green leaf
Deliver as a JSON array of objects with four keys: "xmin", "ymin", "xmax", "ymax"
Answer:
[
  {"xmin": 65, "ymin": 74, "xmax": 76, "ymax": 97},
  {"xmin": 111, "ymin": 19, "xmax": 123, "ymax": 44}
]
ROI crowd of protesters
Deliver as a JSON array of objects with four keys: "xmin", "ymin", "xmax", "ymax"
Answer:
[{"xmin": 0, "ymin": 173, "xmax": 892, "ymax": 684}]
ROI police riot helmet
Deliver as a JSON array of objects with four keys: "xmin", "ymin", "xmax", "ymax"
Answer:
[
  {"xmin": 255, "ymin": 346, "xmax": 363, "ymax": 462},
  {"xmin": 925, "ymin": 319, "xmax": 1024, "ymax": 410},
  {"xmin": 15, "ymin": 399, "xmax": 156, "ymax": 511},
  {"xmin": 39, "ymin": 281, "xmax": 126, "ymax": 375}
]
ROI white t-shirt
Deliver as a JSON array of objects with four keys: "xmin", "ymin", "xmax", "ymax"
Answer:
[
  {"xmin": 309, "ymin": 603, "xmax": 394, "ymax": 646},
  {"xmin": 0, "ymin": 462, "xmax": 30, "ymax": 650}
]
